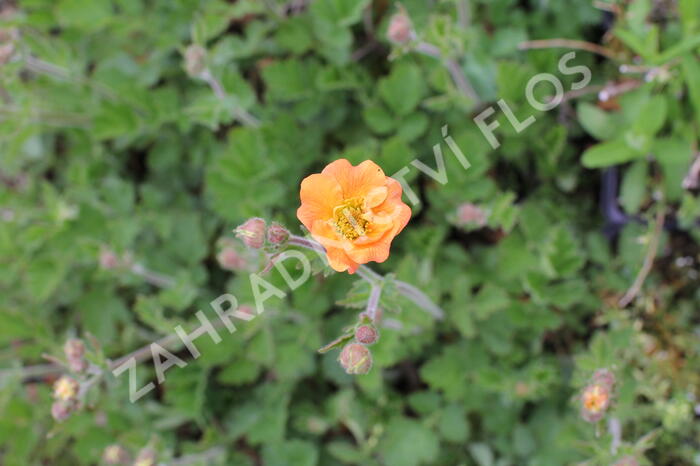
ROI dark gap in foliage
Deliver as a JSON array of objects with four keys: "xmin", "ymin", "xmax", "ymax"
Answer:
[
  {"xmin": 447, "ymin": 226, "xmax": 503, "ymax": 250},
  {"xmin": 542, "ymin": 323, "xmax": 586, "ymax": 355},
  {"xmin": 46, "ymin": 134, "xmax": 68, "ymax": 182},
  {"xmin": 516, "ymin": 0, "xmax": 533, "ymax": 13},
  {"xmin": 388, "ymin": 360, "xmax": 427, "ymax": 396},
  {"xmin": 123, "ymin": 144, "xmax": 151, "ymax": 186},
  {"xmin": 174, "ymin": 421, "xmax": 204, "ymax": 443},
  {"xmin": 491, "ymin": 157, "xmax": 532, "ymax": 203}
]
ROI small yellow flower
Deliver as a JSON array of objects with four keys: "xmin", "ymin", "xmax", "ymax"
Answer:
[
  {"xmin": 580, "ymin": 382, "xmax": 611, "ymax": 422},
  {"xmin": 102, "ymin": 444, "xmax": 129, "ymax": 465},
  {"xmin": 582, "ymin": 384, "xmax": 608, "ymax": 412},
  {"xmin": 53, "ymin": 376, "xmax": 79, "ymax": 401},
  {"xmin": 133, "ymin": 447, "xmax": 156, "ymax": 466}
]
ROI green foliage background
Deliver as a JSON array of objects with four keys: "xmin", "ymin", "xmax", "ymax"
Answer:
[{"xmin": 1, "ymin": 0, "xmax": 700, "ymax": 465}]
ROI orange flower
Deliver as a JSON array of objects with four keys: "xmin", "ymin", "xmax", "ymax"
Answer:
[{"xmin": 297, "ymin": 159, "xmax": 412, "ymax": 273}]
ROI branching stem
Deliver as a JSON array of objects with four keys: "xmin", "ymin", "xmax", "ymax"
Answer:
[
  {"xmin": 518, "ymin": 39, "xmax": 618, "ymax": 60},
  {"xmin": 288, "ymin": 234, "xmax": 444, "ymax": 320},
  {"xmin": 618, "ymin": 206, "xmax": 666, "ymax": 308}
]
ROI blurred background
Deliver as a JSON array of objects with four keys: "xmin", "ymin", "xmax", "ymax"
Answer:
[{"xmin": 1, "ymin": 0, "xmax": 699, "ymax": 465}]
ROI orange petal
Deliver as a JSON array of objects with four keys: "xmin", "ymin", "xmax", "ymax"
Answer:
[
  {"xmin": 322, "ymin": 159, "xmax": 387, "ymax": 199},
  {"xmin": 364, "ymin": 186, "xmax": 388, "ymax": 209},
  {"xmin": 345, "ymin": 237, "xmax": 392, "ymax": 264},
  {"xmin": 348, "ymin": 202, "xmax": 411, "ymax": 264},
  {"xmin": 297, "ymin": 173, "xmax": 342, "ymax": 231},
  {"xmin": 309, "ymin": 220, "xmax": 360, "ymax": 273},
  {"xmin": 326, "ymin": 246, "xmax": 360, "ymax": 273}
]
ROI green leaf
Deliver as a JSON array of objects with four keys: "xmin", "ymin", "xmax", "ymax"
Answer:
[
  {"xmin": 262, "ymin": 440, "xmax": 318, "ymax": 466},
  {"xmin": 310, "ymin": 0, "xmax": 370, "ymax": 27},
  {"xmin": 577, "ymin": 102, "xmax": 620, "ymax": 141},
  {"xmin": 326, "ymin": 441, "xmax": 366, "ymax": 463},
  {"xmin": 363, "ymin": 104, "xmax": 395, "ymax": 134},
  {"xmin": 438, "ymin": 404, "xmax": 470, "ymax": 443},
  {"xmin": 336, "ymin": 279, "xmax": 370, "ymax": 309},
  {"xmin": 581, "ymin": 139, "xmax": 643, "ymax": 168},
  {"xmin": 78, "ymin": 290, "xmax": 129, "ymax": 344},
  {"xmin": 683, "ymin": 56, "xmax": 700, "ymax": 119},
  {"xmin": 541, "ymin": 227, "xmax": 584, "ymax": 278},
  {"xmin": 25, "ymin": 258, "xmax": 66, "ymax": 304},
  {"xmin": 262, "ymin": 59, "xmax": 321, "ymax": 101},
  {"xmin": 614, "ymin": 27, "xmax": 656, "ymax": 61},
  {"xmin": 620, "ymin": 160, "xmax": 648, "ymax": 215},
  {"xmin": 276, "ymin": 16, "xmax": 314, "ymax": 54},
  {"xmin": 93, "ymin": 101, "xmax": 140, "ymax": 140},
  {"xmin": 469, "ymin": 443, "xmax": 494, "ymax": 466},
  {"xmin": 379, "ymin": 417, "xmax": 439, "ymax": 466},
  {"xmin": 679, "ymin": 0, "xmax": 700, "ymax": 34},
  {"xmin": 472, "ymin": 285, "xmax": 509, "ymax": 320},
  {"xmin": 654, "ymin": 137, "xmax": 693, "ymax": 201},
  {"xmin": 378, "ymin": 63, "xmax": 426, "ymax": 116},
  {"xmin": 397, "ymin": 112, "xmax": 429, "ymax": 142},
  {"xmin": 217, "ymin": 358, "xmax": 261, "ymax": 386},
  {"xmin": 55, "ymin": 0, "xmax": 112, "ymax": 31},
  {"xmin": 632, "ymin": 94, "xmax": 667, "ymax": 135},
  {"xmin": 653, "ymin": 33, "xmax": 700, "ymax": 64}
]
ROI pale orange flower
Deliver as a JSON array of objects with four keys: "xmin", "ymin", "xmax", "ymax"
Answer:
[
  {"xmin": 580, "ymin": 382, "xmax": 611, "ymax": 422},
  {"xmin": 297, "ymin": 159, "xmax": 412, "ymax": 273}
]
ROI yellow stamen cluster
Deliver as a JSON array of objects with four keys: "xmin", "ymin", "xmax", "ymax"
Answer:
[
  {"xmin": 53, "ymin": 376, "xmax": 79, "ymax": 401},
  {"xmin": 582, "ymin": 384, "xmax": 609, "ymax": 413},
  {"xmin": 333, "ymin": 198, "xmax": 368, "ymax": 240}
]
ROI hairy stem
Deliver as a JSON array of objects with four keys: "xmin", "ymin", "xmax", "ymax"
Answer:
[
  {"xmin": 414, "ymin": 41, "xmax": 479, "ymax": 102},
  {"xmin": 518, "ymin": 39, "xmax": 618, "ymax": 60},
  {"xmin": 288, "ymin": 234, "xmax": 444, "ymax": 320},
  {"xmin": 170, "ymin": 447, "xmax": 227, "ymax": 466},
  {"xmin": 366, "ymin": 285, "xmax": 382, "ymax": 321},
  {"xmin": 130, "ymin": 263, "xmax": 176, "ymax": 288},
  {"xmin": 618, "ymin": 205, "xmax": 666, "ymax": 307},
  {"xmin": 200, "ymin": 70, "xmax": 261, "ymax": 128}
]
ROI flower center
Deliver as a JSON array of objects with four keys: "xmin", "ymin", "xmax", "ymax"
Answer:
[
  {"xmin": 332, "ymin": 198, "xmax": 368, "ymax": 240},
  {"xmin": 583, "ymin": 385, "xmax": 608, "ymax": 412}
]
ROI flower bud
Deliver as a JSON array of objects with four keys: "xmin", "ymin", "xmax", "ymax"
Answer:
[
  {"xmin": 51, "ymin": 400, "xmax": 74, "ymax": 422},
  {"xmin": 53, "ymin": 375, "xmax": 79, "ymax": 401},
  {"xmin": 216, "ymin": 247, "xmax": 247, "ymax": 271},
  {"xmin": 99, "ymin": 249, "xmax": 120, "ymax": 269},
  {"xmin": 592, "ymin": 368, "xmax": 616, "ymax": 391},
  {"xmin": 102, "ymin": 444, "xmax": 130, "ymax": 465},
  {"xmin": 133, "ymin": 447, "xmax": 157, "ymax": 466},
  {"xmin": 64, "ymin": 338, "xmax": 84, "ymax": 359},
  {"xmin": 183, "ymin": 44, "xmax": 208, "ymax": 78},
  {"xmin": 457, "ymin": 203, "xmax": 487, "ymax": 227},
  {"xmin": 580, "ymin": 382, "xmax": 612, "ymax": 423},
  {"xmin": 612, "ymin": 457, "xmax": 639, "ymax": 466},
  {"xmin": 355, "ymin": 325, "xmax": 379, "ymax": 345},
  {"xmin": 67, "ymin": 356, "xmax": 88, "ymax": 373},
  {"xmin": 387, "ymin": 11, "xmax": 413, "ymax": 44},
  {"xmin": 0, "ymin": 28, "xmax": 18, "ymax": 66},
  {"xmin": 235, "ymin": 218, "xmax": 266, "ymax": 249},
  {"xmin": 64, "ymin": 338, "xmax": 88, "ymax": 372},
  {"xmin": 267, "ymin": 222, "xmax": 290, "ymax": 245},
  {"xmin": 338, "ymin": 343, "xmax": 372, "ymax": 375}
]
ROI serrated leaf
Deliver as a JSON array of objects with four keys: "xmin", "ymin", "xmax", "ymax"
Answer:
[
  {"xmin": 541, "ymin": 227, "xmax": 585, "ymax": 278},
  {"xmin": 378, "ymin": 63, "xmax": 426, "ymax": 116},
  {"xmin": 336, "ymin": 279, "xmax": 370, "ymax": 309}
]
